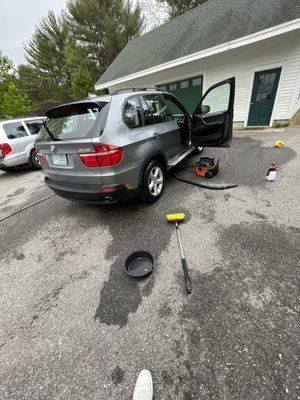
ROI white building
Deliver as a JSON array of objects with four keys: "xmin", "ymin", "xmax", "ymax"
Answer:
[{"xmin": 95, "ymin": 0, "xmax": 300, "ymax": 128}]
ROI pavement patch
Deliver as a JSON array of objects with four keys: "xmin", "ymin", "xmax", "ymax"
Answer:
[
  {"xmin": 111, "ymin": 365, "xmax": 124, "ymax": 385},
  {"xmin": 181, "ymin": 221, "xmax": 299, "ymax": 399},
  {"xmin": 178, "ymin": 136, "xmax": 296, "ymax": 188},
  {"xmin": 7, "ymin": 188, "xmax": 25, "ymax": 198},
  {"xmin": 246, "ymin": 210, "xmax": 267, "ymax": 220},
  {"xmin": 94, "ymin": 201, "xmax": 174, "ymax": 327},
  {"xmin": 0, "ymin": 129, "xmax": 299, "ymax": 399}
]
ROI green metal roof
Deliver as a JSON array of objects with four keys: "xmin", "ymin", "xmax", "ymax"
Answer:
[{"xmin": 96, "ymin": 0, "xmax": 300, "ymax": 87}]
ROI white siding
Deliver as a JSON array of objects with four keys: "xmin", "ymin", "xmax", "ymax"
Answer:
[{"xmin": 109, "ymin": 29, "xmax": 300, "ymax": 126}]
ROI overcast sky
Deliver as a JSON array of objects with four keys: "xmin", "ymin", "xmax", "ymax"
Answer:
[
  {"xmin": 0, "ymin": 0, "xmax": 67, "ymax": 65},
  {"xmin": 0, "ymin": 0, "xmax": 163, "ymax": 66}
]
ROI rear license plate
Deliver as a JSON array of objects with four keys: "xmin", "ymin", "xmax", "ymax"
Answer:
[{"xmin": 52, "ymin": 154, "xmax": 67, "ymax": 166}]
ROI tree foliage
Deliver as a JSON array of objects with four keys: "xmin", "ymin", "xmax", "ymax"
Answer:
[
  {"xmin": 0, "ymin": 52, "xmax": 31, "ymax": 119},
  {"xmin": 16, "ymin": 1, "xmax": 143, "ymax": 114},
  {"xmin": 0, "ymin": 82, "xmax": 31, "ymax": 119},
  {"xmin": 18, "ymin": 11, "xmax": 72, "ymax": 114},
  {"xmin": 158, "ymin": 0, "xmax": 209, "ymax": 19},
  {"xmin": 0, "ymin": 53, "xmax": 13, "ymax": 80},
  {"xmin": 67, "ymin": 0, "xmax": 144, "ymax": 79},
  {"xmin": 71, "ymin": 68, "xmax": 94, "ymax": 99}
]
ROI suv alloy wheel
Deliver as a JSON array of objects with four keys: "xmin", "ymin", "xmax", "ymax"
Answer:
[{"xmin": 140, "ymin": 160, "xmax": 165, "ymax": 203}]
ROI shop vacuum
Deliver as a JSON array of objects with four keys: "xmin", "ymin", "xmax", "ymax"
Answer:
[
  {"xmin": 194, "ymin": 157, "xmax": 220, "ymax": 179},
  {"xmin": 173, "ymin": 153, "xmax": 238, "ymax": 190}
]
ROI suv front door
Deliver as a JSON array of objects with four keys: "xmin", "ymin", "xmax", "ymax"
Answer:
[{"xmin": 191, "ymin": 77, "xmax": 235, "ymax": 147}]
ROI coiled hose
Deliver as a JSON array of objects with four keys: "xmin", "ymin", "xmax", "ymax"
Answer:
[
  {"xmin": 173, "ymin": 149, "xmax": 238, "ymax": 190},
  {"xmin": 173, "ymin": 170, "xmax": 238, "ymax": 190}
]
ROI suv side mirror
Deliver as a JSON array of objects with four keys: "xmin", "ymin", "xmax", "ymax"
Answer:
[{"xmin": 201, "ymin": 105, "xmax": 210, "ymax": 114}]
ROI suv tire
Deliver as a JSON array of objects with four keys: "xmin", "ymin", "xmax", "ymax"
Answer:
[
  {"xmin": 140, "ymin": 160, "xmax": 165, "ymax": 203},
  {"xmin": 30, "ymin": 148, "xmax": 42, "ymax": 170}
]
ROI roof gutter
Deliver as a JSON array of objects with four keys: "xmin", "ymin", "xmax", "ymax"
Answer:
[{"xmin": 95, "ymin": 17, "xmax": 300, "ymax": 90}]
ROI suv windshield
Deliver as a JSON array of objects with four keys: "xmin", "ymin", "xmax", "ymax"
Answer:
[{"xmin": 36, "ymin": 102, "xmax": 110, "ymax": 142}]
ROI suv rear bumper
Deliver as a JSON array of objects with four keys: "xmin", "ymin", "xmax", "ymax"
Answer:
[
  {"xmin": 0, "ymin": 155, "xmax": 28, "ymax": 168},
  {"xmin": 45, "ymin": 177, "xmax": 138, "ymax": 204}
]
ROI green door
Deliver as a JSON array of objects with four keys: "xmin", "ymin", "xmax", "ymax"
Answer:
[
  {"xmin": 158, "ymin": 76, "xmax": 203, "ymax": 114},
  {"xmin": 248, "ymin": 68, "xmax": 281, "ymax": 126}
]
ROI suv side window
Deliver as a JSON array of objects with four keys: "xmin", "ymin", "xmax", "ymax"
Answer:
[
  {"xmin": 141, "ymin": 94, "xmax": 170, "ymax": 125},
  {"xmin": 3, "ymin": 122, "xmax": 28, "ymax": 139},
  {"xmin": 124, "ymin": 97, "xmax": 142, "ymax": 129},
  {"xmin": 25, "ymin": 119, "xmax": 44, "ymax": 135},
  {"xmin": 164, "ymin": 98, "xmax": 184, "ymax": 118}
]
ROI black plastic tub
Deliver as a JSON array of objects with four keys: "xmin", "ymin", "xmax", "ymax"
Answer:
[{"xmin": 124, "ymin": 251, "xmax": 154, "ymax": 278}]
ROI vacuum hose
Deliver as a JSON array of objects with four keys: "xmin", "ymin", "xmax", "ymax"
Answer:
[{"xmin": 173, "ymin": 169, "xmax": 238, "ymax": 190}]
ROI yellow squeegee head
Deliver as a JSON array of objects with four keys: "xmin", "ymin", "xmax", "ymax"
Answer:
[{"xmin": 166, "ymin": 213, "xmax": 186, "ymax": 222}]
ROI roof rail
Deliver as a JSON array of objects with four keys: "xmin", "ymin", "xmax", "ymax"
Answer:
[{"xmin": 111, "ymin": 87, "xmax": 164, "ymax": 95}]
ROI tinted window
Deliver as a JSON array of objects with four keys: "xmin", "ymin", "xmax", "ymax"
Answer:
[
  {"xmin": 123, "ymin": 97, "xmax": 142, "ymax": 128},
  {"xmin": 164, "ymin": 98, "xmax": 184, "ymax": 117},
  {"xmin": 3, "ymin": 122, "xmax": 28, "ymax": 139},
  {"xmin": 141, "ymin": 95, "xmax": 170, "ymax": 125},
  {"xmin": 25, "ymin": 119, "xmax": 44, "ymax": 135},
  {"xmin": 36, "ymin": 102, "xmax": 109, "ymax": 142}
]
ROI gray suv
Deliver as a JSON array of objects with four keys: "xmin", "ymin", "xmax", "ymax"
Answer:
[{"xmin": 35, "ymin": 78, "xmax": 235, "ymax": 204}]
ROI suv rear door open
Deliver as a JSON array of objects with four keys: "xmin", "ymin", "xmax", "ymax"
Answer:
[{"xmin": 191, "ymin": 77, "xmax": 235, "ymax": 147}]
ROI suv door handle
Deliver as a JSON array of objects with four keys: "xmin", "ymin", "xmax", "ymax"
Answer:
[{"xmin": 153, "ymin": 132, "xmax": 160, "ymax": 138}]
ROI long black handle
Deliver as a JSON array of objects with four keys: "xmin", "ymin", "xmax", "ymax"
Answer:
[{"xmin": 182, "ymin": 258, "xmax": 192, "ymax": 294}]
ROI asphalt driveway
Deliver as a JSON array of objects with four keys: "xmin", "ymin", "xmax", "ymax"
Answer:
[{"xmin": 0, "ymin": 127, "xmax": 299, "ymax": 400}]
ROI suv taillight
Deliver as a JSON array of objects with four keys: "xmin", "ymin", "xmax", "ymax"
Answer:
[
  {"xmin": 79, "ymin": 144, "xmax": 123, "ymax": 168},
  {"xmin": 0, "ymin": 143, "xmax": 12, "ymax": 156}
]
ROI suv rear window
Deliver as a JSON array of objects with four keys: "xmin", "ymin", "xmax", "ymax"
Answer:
[
  {"xmin": 123, "ymin": 96, "xmax": 142, "ymax": 128},
  {"xmin": 25, "ymin": 119, "xmax": 44, "ymax": 135},
  {"xmin": 3, "ymin": 122, "xmax": 28, "ymax": 139},
  {"xmin": 36, "ymin": 102, "xmax": 109, "ymax": 142}
]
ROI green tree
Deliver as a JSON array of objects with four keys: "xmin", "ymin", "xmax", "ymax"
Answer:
[
  {"xmin": 19, "ymin": 11, "xmax": 72, "ymax": 114},
  {"xmin": 19, "ymin": 2, "xmax": 143, "ymax": 110},
  {"xmin": 0, "ymin": 52, "xmax": 31, "ymax": 119},
  {"xmin": 0, "ymin": 52, "xmax": 13, "ymax": 80},
  {"xmin": 0, "ymin": 52, "xmax": 13, "ymax": 109},
  {"xmin": 71, "ymin": 67, "xmax": 94, "ymax": 98},
  {"xmin": 158, "ymin": 0, "xmax": 208, "ymax": 20},
  {"xmin": 0, "ymin": 81, "xmax": 31, "ymax": 119},
  {"xmin": 67, "ymin": 0, "xmax": 144, "ymax": 80}
]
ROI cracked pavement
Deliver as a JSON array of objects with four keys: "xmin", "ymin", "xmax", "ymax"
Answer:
[{"xmin": 0, "ymin": 127, "xmax": 299, "ymax": 399}]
